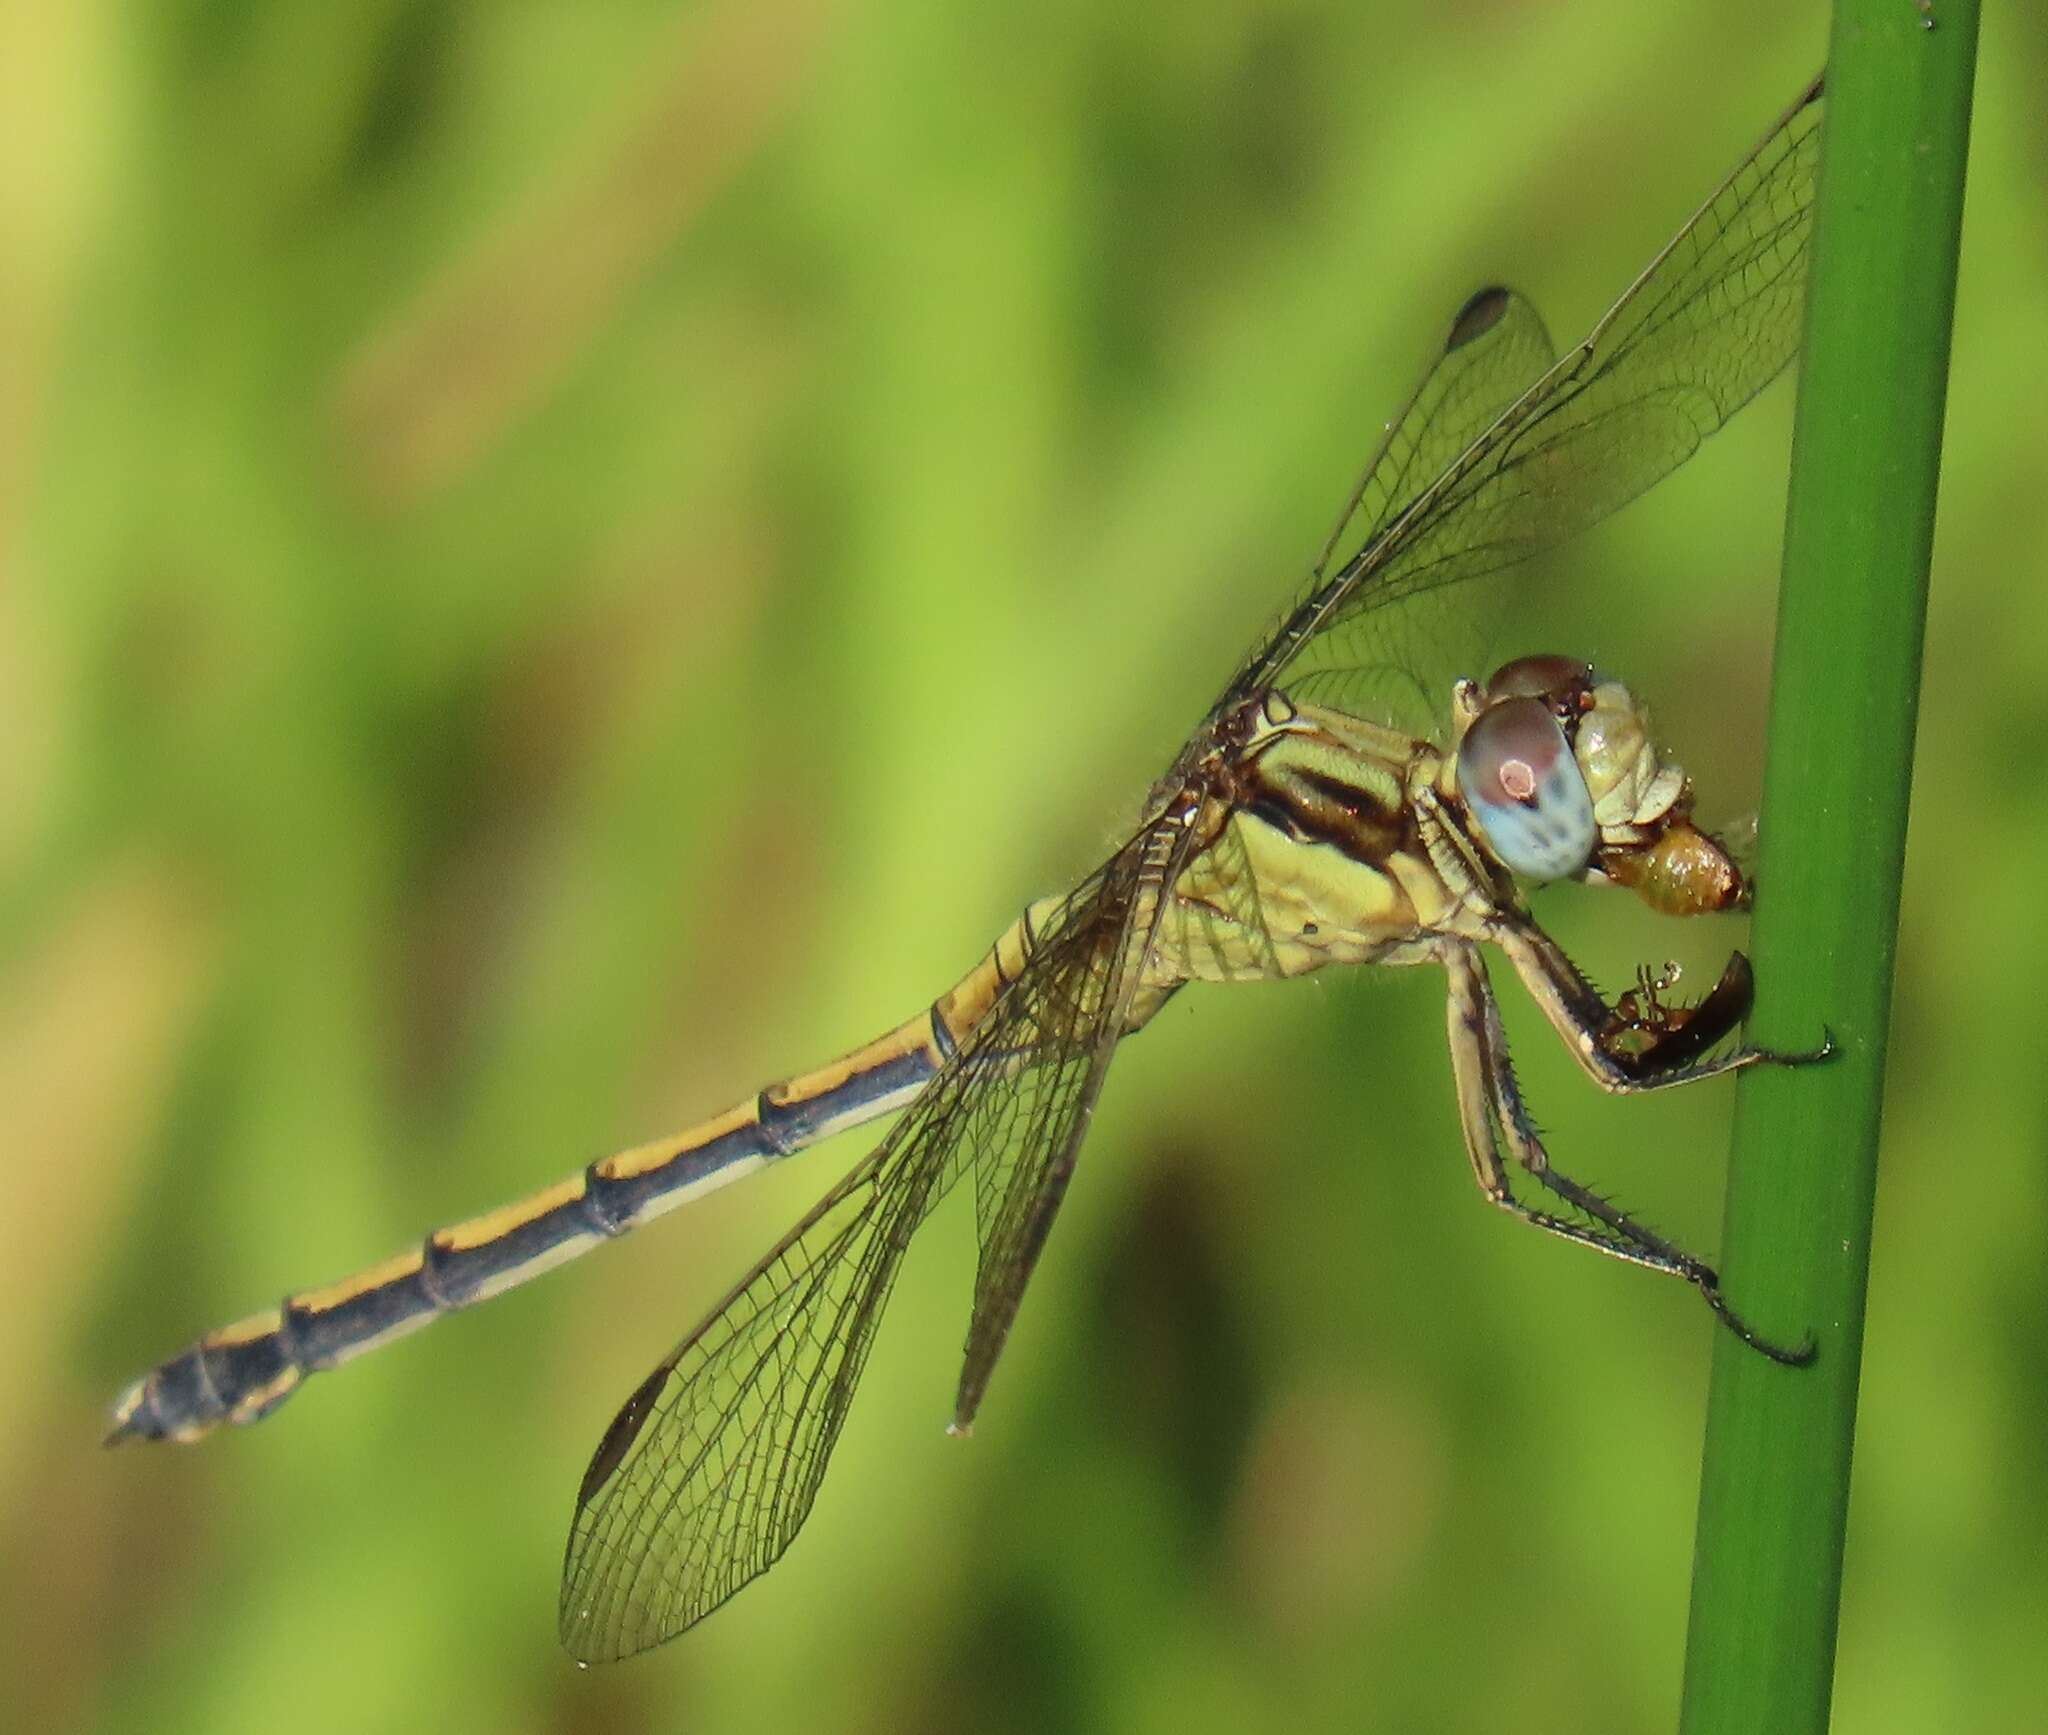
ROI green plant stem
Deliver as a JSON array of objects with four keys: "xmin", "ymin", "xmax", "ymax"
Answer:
[{"xmin": 1679, "ymin": 9, "xmax": 1979, "ymax": 1732}]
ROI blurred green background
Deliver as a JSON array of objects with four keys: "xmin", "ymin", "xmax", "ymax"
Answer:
[{"xmin": 6, "ymin": 2, "xmax": 2043, "ymax": 1731}]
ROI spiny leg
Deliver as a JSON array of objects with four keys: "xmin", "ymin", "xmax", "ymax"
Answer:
[
  {"xmin": 1442, "ymin": 942, "xmax": 1676, "ymax": 1267},
  {"xmin": 1441, "ymin": 944, "xmax": 1814, "ymax": 1366},
  {"xmin": 1443, "ymin": 942, "xmax": 1688, "ymax": 1266},
  {"xmin": 1490, "ymin": 918, "xmax": 1831, "ymax": 1095}
]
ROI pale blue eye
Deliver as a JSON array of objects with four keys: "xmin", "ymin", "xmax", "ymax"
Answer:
[{"xmin": 1457, "ymin": 696, "xmax": 1597, "ymax": 882}]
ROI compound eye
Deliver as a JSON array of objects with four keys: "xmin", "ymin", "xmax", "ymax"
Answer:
[
  {"xmin": 1484, "ymin": 654, "xmax": 1595, "ymax": 718},
  {"xmin": 1457, "ymin": 695, "xmax": 1597, "ymax": 882}
]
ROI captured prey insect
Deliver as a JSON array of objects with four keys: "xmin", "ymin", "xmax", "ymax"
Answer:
[{"xmin": 108, "ymin": 77, "xmax": 1828, "ymax": 1661}]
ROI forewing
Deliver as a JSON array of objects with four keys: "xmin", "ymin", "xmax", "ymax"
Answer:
[
  {"xmin": 1241, "ymin": 77, "xmax": 1824, "ymax": 724},
  {"xmin": 557, "ymin": 856, "xmax": 1143, "ymax": 1661},
  {"xmin": 1272, "ymin": 289, "xmax": 1558, "ymax": 727}
]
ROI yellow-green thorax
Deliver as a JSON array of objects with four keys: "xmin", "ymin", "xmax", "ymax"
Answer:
[{"xmin": 1153, "ymin": 694, "xmax": 1504, "ymax": 989}]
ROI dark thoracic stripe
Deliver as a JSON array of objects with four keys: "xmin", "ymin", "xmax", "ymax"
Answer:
[
  {"xmin": 1242, "ymin": 761, "xmax": 1412, "ymax": 868},
  {"xmin": 1242, "ymin": 793, "xmax": 1307, "ymax": 841}
]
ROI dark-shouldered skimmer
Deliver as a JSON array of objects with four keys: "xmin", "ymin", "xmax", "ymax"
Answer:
[{"xmin": 109, "ymin": 76, "xmax": 1829, "ymax": 1663}]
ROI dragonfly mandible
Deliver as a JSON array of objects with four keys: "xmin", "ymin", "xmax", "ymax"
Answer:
[{"xmin": 108, "ymin": 76, "xmax": 1828, "ymax": 1663}]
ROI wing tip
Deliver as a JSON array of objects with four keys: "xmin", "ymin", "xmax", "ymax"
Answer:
[
  {"xmin": 573, "ymin": 1361, "xmax": 674, "ymax": 1509},
  {"xmin": 1447, "ymin": 286, "xmax": 1514, "ymax": 350}
]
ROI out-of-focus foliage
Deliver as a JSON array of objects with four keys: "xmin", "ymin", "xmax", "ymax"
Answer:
[{"xmin": 3, "ymin": 5, "xmax": 2040, "ymax": 1732}]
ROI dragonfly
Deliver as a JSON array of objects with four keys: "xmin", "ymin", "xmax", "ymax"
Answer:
[{"xmin": 108, "ymin": 76, "xmax": 1827, "ymax": 1662}]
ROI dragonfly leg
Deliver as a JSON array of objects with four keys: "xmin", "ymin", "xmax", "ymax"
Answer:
[
  {"xmin": 1490, "ymin": 917, "xmax": 1831, "ymax": 1096},
  {"xmin": 1442, "ymin": 944, "xmax": 1814, "ymax": 1366}
]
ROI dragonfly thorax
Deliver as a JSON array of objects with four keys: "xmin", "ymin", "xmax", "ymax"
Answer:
[{"xmin": 1146, "ymin": 691, "xmax": 1493, "ymax": 988}]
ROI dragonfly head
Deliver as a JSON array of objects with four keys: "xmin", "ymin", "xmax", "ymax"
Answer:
[{"xmin": 1451, "ymin": 655, "xmax": 1747, "ymax": 916}]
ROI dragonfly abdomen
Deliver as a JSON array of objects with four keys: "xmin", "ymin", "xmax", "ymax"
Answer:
[
  {"xmin": 101, "ymin": 1110, "xmax": 855, "ymax": 1445},
  {"xmin": 105, "ymin": 916, "xmax": 1046, "ymax": 1448}
]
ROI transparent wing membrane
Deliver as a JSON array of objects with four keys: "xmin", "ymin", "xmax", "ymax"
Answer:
[
  {"xmin": 1285, "ymin": 290, "xmax": 1561, "ymax": 727},
  {"xmin": 1149, "ymin": 812, "xmax": 1287, "ymax": 983},
  {"xmin": 1235, "ymin": 78, "xmax": 1822, "ymax": 726},
  {"xmin": 958, "ymin": 822, "xmax": 1194, "ymax": 1430},
  {"xmin": 99, "ymin": 80, "xmax": 1833, "ymax": 1665},
  {"xmin": 560, "ymin": 80, "xmax": 1826, "ymax": 1661},
  {"xmin": 560, "ymin": 834, "xmax": 1181, "ymax": 1660}
]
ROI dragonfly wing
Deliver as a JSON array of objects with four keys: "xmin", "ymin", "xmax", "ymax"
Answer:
[
  {"xmin": 1151, "ymin": 808, "xmax": 1289, "ymax": 983},
  {"xmin": 1262, "ymin": 289, "xmax": 1558, "ymax": 728},
  {"xmin": 956, "ymin": 818, "xmax": 1194, "ymax": 1432},
  {"xmin": 557, "ymin": 847, "xmax": 1159, "ymax": 1661},
  {"xmin": 1242, "ymin": 77, "xmax": 1824, "ymax": 722},
  {"xmin": 954, "ymin": 807, "xmax": 1282, "ymax": 1418},
  {"xmin": 558, "ymin": 1128, "xmax": 931, "ymax": 1660}
]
